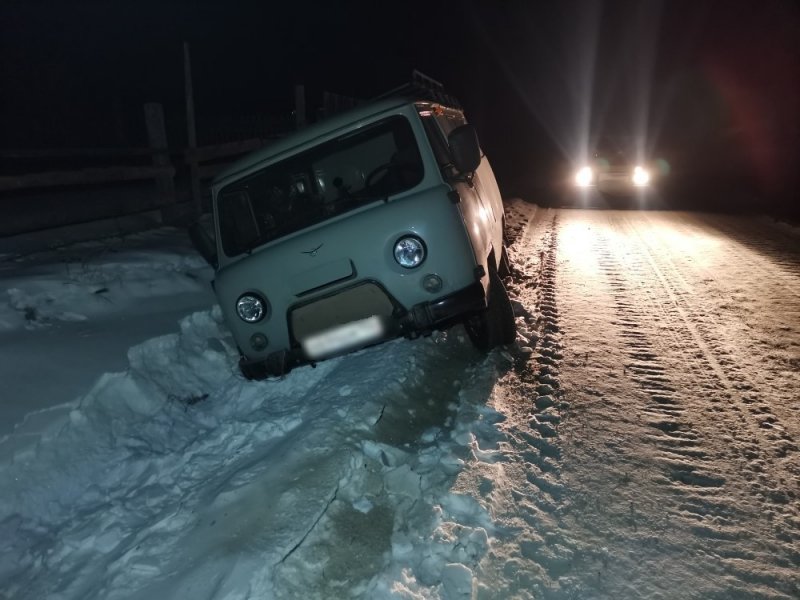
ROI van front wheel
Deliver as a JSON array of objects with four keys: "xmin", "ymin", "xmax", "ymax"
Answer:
[
  {"xmin": 240, "ymin": 358, "xmax": 268, "ymax": 380},
  {"xmin": 498, "ymin": 244, "xmax": 512, "ymax": 279},
  {"xmin": 464, "ymin": 267, "xmax": 517, "ymax": 352},
  {"xmin": 240, "ymin": 351, "xmax": 289, "ymax": 380}
]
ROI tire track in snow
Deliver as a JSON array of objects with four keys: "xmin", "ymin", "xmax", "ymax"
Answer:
[
  {"xmin": 593, "ymin": 215, "xmax": 800, "ymax": 592},
  {"xmin": 622, "ymin": 216, "xmax": 800, "ymax": 571},
  {"xmin": 593, "ymin": 223, "xmax": 767, "ymax": 568},
  {"xmin": 456, "ymin": 208, "xmax": 580, "ymax": 596},
  {"xmin": 636, "ymin": 214, "xmax": 799, "ymax": 465},
  {"xmin": 591, "ymin": 232, "xmax": 723, "ymax": 493},
  {"xmin": 516, "ymin": 214, "xmax": 567, "ymax": 513},
  {"xmin": 623, "ymin": 217, "xmax": 799, "ymax": 490},
  {"xmin": 499, "ymin": 212, "xmax": 579, "ymax": 586},
  {"xmin": 496, "ymin": 206, "xmax": 799, "ymax": 598}
]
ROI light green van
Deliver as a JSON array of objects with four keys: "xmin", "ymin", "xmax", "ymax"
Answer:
[{"xmin": 191, "ymin": 94, "xmax": 516, "ymax": 378}]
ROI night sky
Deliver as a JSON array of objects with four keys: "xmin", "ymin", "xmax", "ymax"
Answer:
[{"xmin": 2, "ymin": 0, "xmax": 798, "ymax": 211}]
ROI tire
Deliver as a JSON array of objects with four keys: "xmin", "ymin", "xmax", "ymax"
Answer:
[
  {"xmin": 239, "ymin": 358, "xmax": 268, "ymax": 380},
  {"xmin": 465, "ymin": 267, "xmax": 517, "ymax": 352},
  {"xmin": 498, "ymin": 244, "xmax": 512, "ymax": 279},
  {"xmin": 239, "ymin": 352, "xmax": 289, "ymax": 380}
]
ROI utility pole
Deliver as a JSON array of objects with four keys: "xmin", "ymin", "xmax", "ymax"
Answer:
[{"xmin": 184, "ymin": 41, "xmax": 202, "ymax": 216}]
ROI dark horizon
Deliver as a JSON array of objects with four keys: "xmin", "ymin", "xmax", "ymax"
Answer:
[{"xmin": 1, "ymin": 0, "xmax": 798, "ymax": 213}]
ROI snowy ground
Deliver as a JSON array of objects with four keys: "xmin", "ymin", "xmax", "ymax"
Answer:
[
  {"xmin": 0, "ymin": 229, "xmax": 214, "ymax": 448},
  {"xmin": 1, "ymin": 202, "xmax": 798, "ymax": 599}
]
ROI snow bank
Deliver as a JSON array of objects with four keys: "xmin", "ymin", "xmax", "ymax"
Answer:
[{"xmin": 1, "ymin": 292, "xmax": 512, "ymax": 600}]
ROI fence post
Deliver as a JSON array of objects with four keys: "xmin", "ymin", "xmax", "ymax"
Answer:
[{"xmin": 143, "ymin": 102, "xmax": 177, "ymax": 222}]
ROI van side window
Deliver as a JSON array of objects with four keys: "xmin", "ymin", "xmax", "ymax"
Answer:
[
  {"xmin": 219, "ymin": 190, "xmax": 261, "ymax": 256},
  {"xmin": 435, "ymin": 112, "xmax": 467, "ymax": 137},
  {"xmin": 419, "ymin": 110, "xmax": 472, "ymax": 172},
  {"xmin": 419, "ymin": 115, "xmax": 451, "ymax": 167}
]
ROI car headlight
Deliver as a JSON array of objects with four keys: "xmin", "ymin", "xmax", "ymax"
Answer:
[
  {"xmin": 393, "ymin": 236, "xmax": 426, "ymax": 268},
  {"xmin": 236, "ymin": 293, "xmax": 267, "ymax": 322},
  {"xmin": 632, "ymin": 166, "xmax": 650, "ymax": 186},
  {"xmin": 574, "ymin": 166, "xmax": 593, "ymax": 187}
]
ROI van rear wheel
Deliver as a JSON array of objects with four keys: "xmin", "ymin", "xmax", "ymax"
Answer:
[{"xmin": 465, "ymin": 267, "xmax": 517, "ymax": 352}]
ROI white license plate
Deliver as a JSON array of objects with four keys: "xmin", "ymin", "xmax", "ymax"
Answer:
[{"xmin": 302, "ymin": 315, "xmax": 384, "ymax": 360}]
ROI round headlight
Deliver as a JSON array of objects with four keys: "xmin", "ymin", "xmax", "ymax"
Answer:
[
  {"xmin": 236, "ymin": 293, "xmax": 266, "ymax": 322},
  {"xmin": 394, "ymin": 236, "xmax": 426, "ymax": 269},
  {"xmin": 575, "ymin": 166, "xmax": 593, "ymax": 187}
]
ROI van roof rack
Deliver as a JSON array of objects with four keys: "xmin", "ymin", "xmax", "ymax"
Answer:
[{"xmin": 373, "ymin": 69, "xmax": 462, "ymax": 109}]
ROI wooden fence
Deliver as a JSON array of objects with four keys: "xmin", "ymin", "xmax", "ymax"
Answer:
[
  {"xmin": 1, "ymin": 84, "xmax": 358, "ymax": 236},
  {"xmin": 0, "ymin": 162, "xmax": 174, "ymax": 191},
  {"xmin": 0, "ymin": 103, "xmax": 275, "ymax": 233}
]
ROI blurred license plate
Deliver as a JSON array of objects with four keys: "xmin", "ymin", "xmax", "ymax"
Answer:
[{"xmin": 302, "ymin": 315, "xmax": 384, "ymax": 359}]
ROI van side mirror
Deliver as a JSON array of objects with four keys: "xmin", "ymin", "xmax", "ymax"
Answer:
[
  {"xmin": 188, "ymin": 219, "xmax": 218, "ymax": 269},
  {"xmin": 448, "ymin": 124, "xmax": 481, "ymax": 174}
]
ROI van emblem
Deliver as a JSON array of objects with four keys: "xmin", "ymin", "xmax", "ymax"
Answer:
[{"xmin": 302, "ymin": 243, "xmax": 324, "ymax": 257}]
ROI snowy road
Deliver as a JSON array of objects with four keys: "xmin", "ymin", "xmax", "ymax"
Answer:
[
  {"xmin": 485, "ymin": 204, "xmax": 800, "ymax": 598},
  {"xmin": 1, "ymin": 203, "xmax": 798, "ymax": 599}
]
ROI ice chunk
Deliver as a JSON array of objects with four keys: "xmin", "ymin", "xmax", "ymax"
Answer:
[
  {"xmin": 441, "ymin": 563, "xmax": 474, "ymax": 599},
  {"xmin": 385, "ymin": 464, "xmax": 421, "ymax": 499},
  {"xmin": 352, "ymin": 497, "xmax": 374, "ymax": 514}
]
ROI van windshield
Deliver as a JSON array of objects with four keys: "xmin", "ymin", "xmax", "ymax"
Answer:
[{"xmin": 217, "ymin": 116, "xmax": 424, "ymax": 257}]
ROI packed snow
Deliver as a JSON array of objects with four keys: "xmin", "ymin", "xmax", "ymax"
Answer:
[{"xmin": 1, "ymin": 201, "xmax": 798, "ymax": 599}]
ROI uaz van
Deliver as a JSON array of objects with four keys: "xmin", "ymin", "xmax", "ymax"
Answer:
[{"xmin": 190, "ymin": 91, "xmax": 516, "ymax": 379}]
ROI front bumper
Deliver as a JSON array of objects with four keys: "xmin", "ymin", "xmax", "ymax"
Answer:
[
  {"xmin": 404, "ymin": 280, "xmax": 486, "ymax": 332},
  {"xmin": 240, "ymin": 280, "xmax": 486, "ymax": 377}
]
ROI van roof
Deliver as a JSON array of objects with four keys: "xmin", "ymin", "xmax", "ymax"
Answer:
[{"xmin": 212, "ymin": 97, "xmax": 459, "ymax": 187}]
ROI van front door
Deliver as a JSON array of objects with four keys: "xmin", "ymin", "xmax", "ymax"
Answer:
[{"xmin": 419, "ymin": 110, "xmax": 492, "ymax": 277}]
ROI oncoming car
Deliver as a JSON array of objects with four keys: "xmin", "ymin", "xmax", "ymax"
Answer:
[
  {"xmin": 190, "ymin": 88, "xmax": 516, "ymax": 379},
  {"xmin": 569, "ymin": 137, "xmax": 668, "ymax": 200}
]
